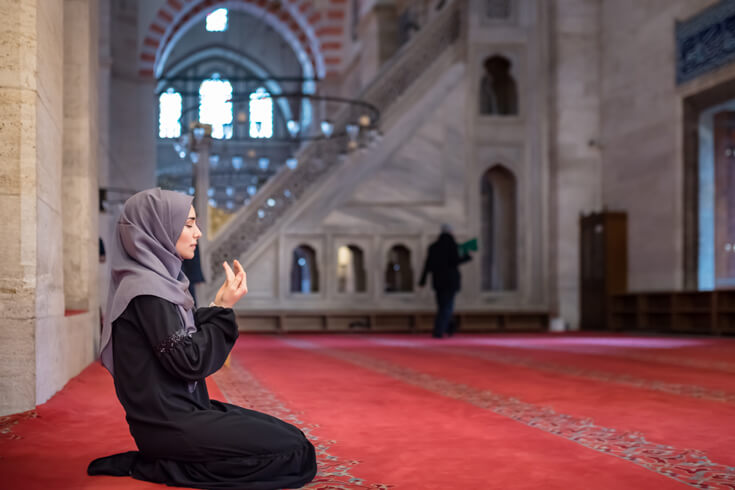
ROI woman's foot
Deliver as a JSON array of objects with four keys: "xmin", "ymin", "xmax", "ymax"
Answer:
[{"xmin": 87, "ymin": 451, "xmax": 138, "ymax": 476}]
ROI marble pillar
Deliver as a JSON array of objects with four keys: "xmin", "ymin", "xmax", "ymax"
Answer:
[
  {"xmin": 35, "ymin": 0, "xmax": 101, "ymax": 405},
  {"xmin": 0, "ymin": 0, "xmax": 65, "ymax": 415}
]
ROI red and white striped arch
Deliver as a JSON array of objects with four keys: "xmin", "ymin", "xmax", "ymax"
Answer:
[{"xmin": 139, "ymin": 0, "xmax": 349, "ymax": 80}]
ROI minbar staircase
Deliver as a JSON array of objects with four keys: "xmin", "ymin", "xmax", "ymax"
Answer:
[{"xmin": 203, "ymin": 1, "xmax": 465, "ymax": 298}]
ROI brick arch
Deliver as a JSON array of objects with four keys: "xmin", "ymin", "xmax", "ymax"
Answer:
[{"xmin": 139, "ymin": 0, "xmax": 347, "ymax": 80}]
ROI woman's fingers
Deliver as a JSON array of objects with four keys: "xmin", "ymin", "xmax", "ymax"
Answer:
[
  {"xmin": 237, "ymin": 271, "xmax": 248, "ymax": 295},
  {"xmin": 222, "ymin": 261, "xmax": 235, "ymax": 284},
  {"xmin": 233, "ymin": 259, "xmax": 244, "ymax": 276}
]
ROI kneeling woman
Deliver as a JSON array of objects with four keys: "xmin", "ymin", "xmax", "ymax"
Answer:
[{"xmin": 88, "ymin": 188, "xmax": 317, "ymax": 489}]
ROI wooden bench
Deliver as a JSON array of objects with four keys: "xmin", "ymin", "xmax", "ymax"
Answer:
[
  {"xmin": 235, "ymin": 310, "xmax": 550, "ymax": 333},
  {"xmin": 609, "ymin": 290, "xmax": 735, "ymax": 335}
]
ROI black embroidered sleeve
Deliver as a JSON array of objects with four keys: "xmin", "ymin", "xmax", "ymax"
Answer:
[
  {"xmin": 125, "ymin": 296, "xmax": 239, "ymax": 381},
  {"xmin": 156, "ymin": 329, "xmax": 190, "ymax": 355}
]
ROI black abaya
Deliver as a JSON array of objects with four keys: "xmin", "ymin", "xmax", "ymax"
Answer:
[{"xmin": 105, "ymin": 295, "xmax": 317, "ymax": 489}]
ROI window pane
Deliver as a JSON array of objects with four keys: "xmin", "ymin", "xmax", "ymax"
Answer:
[
  {"xmin": 159, "ymin": 89, "xmax": 182, "ymax": 138},
  {"xmin": 249, "ymin": 87, "xmax": 273, "ymax": 139},
  {"xmin": 206, "ymin": 8, "xmax": 228, "ymax": 32},
  {"xmin": 199, "ymin": 77, "xmax": 233, "ymax": 139}
]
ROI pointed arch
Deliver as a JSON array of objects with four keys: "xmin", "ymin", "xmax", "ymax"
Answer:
[
  {"xmin": 291, "ymin": 244, "xmax": 319, "ymax": 293},
  {"xmin": 481, "ymin": 164, "xmax": 517, "ymax": 290},
  {"xmin": 385, "ymin": 244, "xmax": 414, "ymax": 292},
  {"xmin": 139, "ymin": 0, "xmax": 340, "ymax": 81}
]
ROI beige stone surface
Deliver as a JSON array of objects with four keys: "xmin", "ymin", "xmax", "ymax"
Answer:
[
  {"xmin": 36, "ymin": 197, "xmax": 65, "ymax": 319},
  {"xmin": 239, "ymin": 242, "xmax": 278, "ymax": 300},
  {"xmin": 0, "ymin": 1, "xmax": 37, "ymax": 91},
  {"xmin": 36, "ymin": 0, "xmax": 64, "ymax": 128},
  {"xmin": 36, "ymin": 94, "xmax": 63, "ymax": 211},
  {"xmin": 551, "ymin": 0, "xmax": 602, "ymax": 328},
  {"xmin": 349, "ymin": 110, "xmax": 446, "ymax": 204},
  {"xmin": 1, "ymin": 0, "xmax": 100, "ymax": 414},
  {"xmin": 36, "ymin": 312, "xmax": 96, "ymax": 405},
  {"xmin": 599, "ymin": 0, "xmax": 718, "ymax": 291},
  {"xmin": 0, "ymin": 88, "xmax": 37, "ymax": 195},
  {"xmin": 0, "ymin": 318, "xmax": 35, "ymax": 416}
]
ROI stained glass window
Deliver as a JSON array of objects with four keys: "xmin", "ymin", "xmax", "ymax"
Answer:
[
  {"xmin": 158, "ymin": 88, "xmax": 182, "ymax": 138},
  {"xmin": 249, "ymin": 87, "xmax": 273, "ymax": 139},
  {"xmin": 199, "ymin": 76, "xmax": 233, "ymax": 139}
]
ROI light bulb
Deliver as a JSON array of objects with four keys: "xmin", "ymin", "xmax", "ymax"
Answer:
[
  {"xmin": 287, "ymin": 120, "xmax": 300, "ymax": 138},
  {"xmin": 320, "ymin": 120, "xmax": 334, "ymax": 138}
]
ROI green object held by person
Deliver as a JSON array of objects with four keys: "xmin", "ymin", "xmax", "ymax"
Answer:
[{"xmin": 458, "ymin": 238, "xmax": 478, "ymax": 255}]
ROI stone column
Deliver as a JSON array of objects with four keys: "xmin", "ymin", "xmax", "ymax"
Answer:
[
  {"xmin": 550, "ymin": 0, "xmax": 603, "ymax": 330},
  {"xmin": 63, "ymin": 0, "xmax": 99, "ymax": 312},
  {"xmin": 33, "ymin": 0, "xmax": 101, "ymax": 405},
  {"xmin": 0, "ymin": 0, "xmax": 65, "ymax": 415}
]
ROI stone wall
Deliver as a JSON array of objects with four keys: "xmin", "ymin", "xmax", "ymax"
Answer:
[
  {"xmin": 0, "ymin": 0, "xmax": 101, "ymax": 416},
  {"xmin": 599, "ymin": 0, "xmax": 719, "ymax": 291},
  {"xmin": 0, "ymin": 0, "xmax": 47, "ymax": 416},
  {"xmin": 550, "ymin": 0, "xmax": 602, "ymax": 329}
]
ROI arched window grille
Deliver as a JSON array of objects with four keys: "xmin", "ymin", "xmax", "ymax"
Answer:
[
  {"xmin": 249, "ymin": 87, "xmax": 273, "ymax": 139},
  {"xmin": 337, "ymin": 244, "xmax": 367, "ymax": 293},
  {"xmin": 199, "ymin": 76, "xmax": 233, "ymax": 139},
  {"xmin": 481, "ymin": 165, "xmax": 517, "ymax": 291},
  {"xmin": 158, "ymin": 88, "xmax": 182, "ymax": 138},
  {"xmin": 291, "ymin": 245, "xmax": 319, "ymax": 293},
  {"xmin": 385, "ymin": 244, "xmax": 413, "ymax": 292}
]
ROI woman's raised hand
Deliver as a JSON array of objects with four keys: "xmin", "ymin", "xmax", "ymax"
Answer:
[{"xmin": 213, "ymin": 260, "xmax": 248, "ymax": 308}]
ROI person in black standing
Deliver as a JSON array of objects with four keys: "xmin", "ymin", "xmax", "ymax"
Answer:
[
  {"xmin": 181, "ymin": 243, "xmax": 205, "ymax": 307},
  {"xmin": 87, "ymin": 188, "xmax": 317, "ymax": 489},
  {"xmin": 419, "ymin": 224, "xmax": 472, "ymax": 338}
]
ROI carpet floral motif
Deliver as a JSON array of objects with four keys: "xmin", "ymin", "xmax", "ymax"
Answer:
[
  {"xmin": 212, "ymin": 355, "xmax": 392, "ymax": 489},
  {"xmin": 293, "ymin": 340, "xmax": 735, "ymax": 490}
]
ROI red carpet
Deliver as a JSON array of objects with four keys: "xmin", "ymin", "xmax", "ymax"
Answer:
[{"xmin": 1, "ymin": 333, "xmax": 734, "ymax": 489}]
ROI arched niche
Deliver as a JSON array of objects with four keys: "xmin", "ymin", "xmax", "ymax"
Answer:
[
  {"xmin": 385, "ymin": 244, "xmax": 414, "ymax": 292},
  {"xmin": 479, "ymin": 55, "xmax": 518, "ymax": 116},
  {"xmin": 337, "ymin": 244, "xmax": 367, "ymax": 293},
  {"xmin": 481, "ymin": 165, "xmax": 518, "ymax": 290},
  {"xmin": 290, "ymin": 244, "xmax": 319, "ymax": 293}
]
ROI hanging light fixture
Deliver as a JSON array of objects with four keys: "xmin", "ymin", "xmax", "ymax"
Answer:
[{"xmin": 159, "ymin": 54, "xmax": 380, "ymax": 216}]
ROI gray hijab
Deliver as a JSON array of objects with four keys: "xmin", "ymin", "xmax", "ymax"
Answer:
[{"xmin": 99, "ymin": 188, "xmax": 197, "ymax": 388}]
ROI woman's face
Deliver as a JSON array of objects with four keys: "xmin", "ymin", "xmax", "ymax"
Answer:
[{"xmin": 175, "ymin": 205, "xmax": 201, "ymax": 260}]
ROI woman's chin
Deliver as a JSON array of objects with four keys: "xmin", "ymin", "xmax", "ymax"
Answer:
[{"xmin": 178, "ymin": 250, "xmax": 195, "ymax": 260}]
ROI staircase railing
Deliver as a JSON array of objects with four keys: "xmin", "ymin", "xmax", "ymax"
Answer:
[{"xmin": 207, "ymin": 0, "xmax": 465, "ymax": 281}]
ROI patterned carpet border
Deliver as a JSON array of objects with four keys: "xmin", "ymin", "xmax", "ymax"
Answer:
[
  {"xmin": 0, "ymin": 410, "xmax": 38, "ymax": 441},
  {"xmin": 212, "ymin": 355, "xmax": 392, "ymax": 489},
  {"xmin": 368, "ymin": 340, "xmax": 735, "ymax": 404},
  {"xmin": 281, "ymin": 338, "xmax": 735, "ymax": 490}
]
